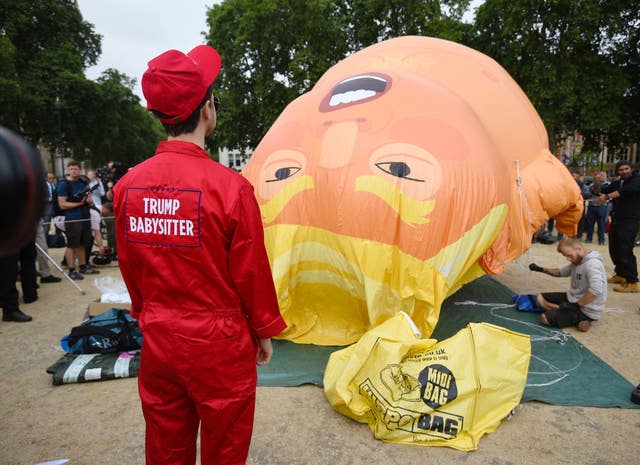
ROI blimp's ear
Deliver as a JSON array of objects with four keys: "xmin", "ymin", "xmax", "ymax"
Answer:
[{"xmin": 478, "ymin": 222, "xmax": 510, "ymax": 275}]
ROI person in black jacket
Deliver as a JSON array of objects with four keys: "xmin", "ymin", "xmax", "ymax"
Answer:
[{"xmin": 599, "ymin": 160, "xmax": 640, "ymax": 292}]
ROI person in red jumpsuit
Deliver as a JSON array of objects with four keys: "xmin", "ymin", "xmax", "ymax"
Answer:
[{"xmin": 113, "ymin": 44, "xmax": 286, "ymax": 465}]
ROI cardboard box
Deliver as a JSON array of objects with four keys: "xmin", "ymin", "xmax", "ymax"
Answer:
[{"xmin": 88, "ymin": 301, "xmax": 132, "ymax": 317}]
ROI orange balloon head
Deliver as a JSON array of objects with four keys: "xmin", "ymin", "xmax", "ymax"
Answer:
[{"xmin": 243, "ymin": 37, "xmax": 582, "ymax": 345}]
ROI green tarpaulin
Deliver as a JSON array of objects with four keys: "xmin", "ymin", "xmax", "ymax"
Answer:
[{"xmin": 258, "ymin": 276, "xmax": 638, "ymax": 409}]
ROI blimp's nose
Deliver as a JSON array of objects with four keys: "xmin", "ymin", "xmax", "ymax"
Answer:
[{"xmin": 319, "ymin": 121, "xmax": 359, "ymax": 169}]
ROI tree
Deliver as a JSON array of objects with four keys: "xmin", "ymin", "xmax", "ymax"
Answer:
[
  {"xmin": 0, "ymin": 0, "xmax": 165, "ymax": 169},
  {"xmin": 87, "ymin": 69, "xmax": 164, "ymax": 168},
  {"xmin": 597, "ymin": 3, "xmax": 640, "ymax": 154},
  {"xmin": 0, "ymin": 35, "xmax": 21, "ymax": 129},
  {"xmin": 471, "ymin": 0, "xmax": 638, "ymax": 154},
  {"xmin": 341, "ymin": 0, "xmax": 472, "ymax": 52},
  {"xmin": 0, "ymin": 0, "xmax": 101, "ymax": 147},
  {"xmin": 206, "ymin": 0, "xmax": 350, "ymax": 153},
  {"xmin": 206, "ymin": 0, "xmax": 473, "ymax": 153}
]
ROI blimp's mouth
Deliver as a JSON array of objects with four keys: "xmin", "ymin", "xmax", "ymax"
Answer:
[{"xmin": 319, "ymin": 73, "xmax": 391, "ymax": 113}]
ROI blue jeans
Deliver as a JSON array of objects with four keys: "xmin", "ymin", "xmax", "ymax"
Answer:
[{"xmin": 585, "ymin": 205, "xmax": 608, "ymax": 244}]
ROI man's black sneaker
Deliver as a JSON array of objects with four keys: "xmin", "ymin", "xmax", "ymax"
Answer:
[
  {"xmin": 2, "ymin": 309, "xmax": 32, "ymax": 322},
  {"xmin": 80, "ymin": 266, "xmax": 100, "ymax": 275},
  {"xmin": 68, "ymin": 270, "xmax": 84, "ymax": 280},
  {"xmin": 41, "ymin": 275, "xmax": 62, "ymax": 283},
  {"xmin": 632, "ymin": 385, "xmax": 640, "ymax": 405}
]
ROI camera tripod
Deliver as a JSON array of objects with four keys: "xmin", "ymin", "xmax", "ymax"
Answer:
[{"xmin": 35, "ymin": 242, "xmax": 86, "ymax": 295}]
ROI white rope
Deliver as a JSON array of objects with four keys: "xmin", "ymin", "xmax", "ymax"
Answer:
[
  {"xmin": 42, "ymin": 215, "xmax": 115, "ymax": 226},
  {"xmin": 46, "ymin": 217, "xmax": 91, "ymax": 225},
  {"xmin": 453, "ymin": 300, "xmax": 512, "ymax": 308},
  {"xmin": 515, "ymin": 160, "xmax": 531, "ymax": 261},
  {"xmin": 454, "ymin": 300, "xmax": 566, "ymax": 342},
  {"xmin": 602, "ymin": 307, "xmax": 627, "ymax": 313},
  {"xmin": 513, "ymin": 159, "xmax": 540, "ymax": 295},
  {"xmin": 452, "ymin": 299, "xmax": 585, "ymax": 388}
]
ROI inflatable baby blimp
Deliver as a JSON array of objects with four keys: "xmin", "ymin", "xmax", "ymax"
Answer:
[{"xmin": 243, "ymin": 36, "xmax": 582, "ymax": 345}]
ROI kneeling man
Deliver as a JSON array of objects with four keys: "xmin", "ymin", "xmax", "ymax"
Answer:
[{"xmin": 529, "ymin": 237, "xmax": 607, "ymax": 332}]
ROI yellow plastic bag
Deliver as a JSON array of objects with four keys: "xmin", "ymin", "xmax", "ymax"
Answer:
[{"xmin": 324, "ymin": 313, "xmax": 531, "ymax": 450}]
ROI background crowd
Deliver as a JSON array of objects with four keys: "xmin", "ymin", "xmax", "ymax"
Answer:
[{"xmin": 1, "ymin": 161, "xmax": 121, "ymax": 322}]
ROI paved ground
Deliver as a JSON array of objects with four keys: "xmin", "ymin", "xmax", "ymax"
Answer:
[{"xmin": 0, "ymin": 241, "xmax": 638, "ymax": 465}]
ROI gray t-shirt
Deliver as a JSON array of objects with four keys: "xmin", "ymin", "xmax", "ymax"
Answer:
[{"xmin": 559, "ymin": 250, "xmax": 607, "ymax": 320}]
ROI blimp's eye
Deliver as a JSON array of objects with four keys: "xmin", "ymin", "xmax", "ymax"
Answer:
[
  {"xmin": 375, "ymin": 162, "xmax": 425, "ymax": 182},
  {"xmin": 266, "ymin": 166, "xmax": 301, "ymax": 182}
]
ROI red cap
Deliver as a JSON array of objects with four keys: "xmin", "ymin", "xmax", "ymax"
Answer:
[{"xmin": 142, "ymin": 45, "xmax": 222, "ymax": 124}]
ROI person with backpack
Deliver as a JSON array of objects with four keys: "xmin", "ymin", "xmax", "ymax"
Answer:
[
  {"xmin": 113, "ymin": 45, "xmax": 286, "ymax": 465},
  {"xmin": 57, "ymin": 161, "xmax": 99, "ymax": 280}
]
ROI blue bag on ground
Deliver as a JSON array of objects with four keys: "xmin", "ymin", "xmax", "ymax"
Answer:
[
  {"xmin": 61, "ymin": 308, "xmax": 143, "ymax": 354},
  {"xmin": 512, "ymin": 294, "xmax": 543, "ymax": 313}
]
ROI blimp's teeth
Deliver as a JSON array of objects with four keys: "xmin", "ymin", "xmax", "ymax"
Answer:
[{"xmin": 329, "ymin": 89, "xmax": 377, "ymax": 107}]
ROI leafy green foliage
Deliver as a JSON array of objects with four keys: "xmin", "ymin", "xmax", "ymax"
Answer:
[
  {"xmin": 471, "ymin": 0, "xmax": 638, "ymax": 155},
  {"xmin": 1, "ymin": 0, "xmax": 635, "ymax": 169},
  {"xmin": 206, "ymin": 0, "xmax": 473, "ymax": 152},
  {"xmin": 0, "ymin": 0, "xmax": 101, "ymax": 141},
  {"xmin": 207, "ymin": 0, "xmax": 636, "ymax": 160},
  {"xmin": 206, "ymin": 0, "xmax": 350, "ymax": 153},
  {"xmin": 341, "ymin": 0, "xmax": 472, "ymax": 50},
  {"xmin": 89, "ymin": 69, "xmax": 164, "ymax": 166},
  {"xmin": 0, "ymin": 0, "xmax": 163, "ymax": 169}
]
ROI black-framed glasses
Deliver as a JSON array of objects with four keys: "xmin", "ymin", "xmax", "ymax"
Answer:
[{"xmin": 212, "ymin": 95, "xmax": 221, "ymax": 112}]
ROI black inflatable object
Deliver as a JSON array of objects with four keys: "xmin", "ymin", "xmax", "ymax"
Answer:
[{"xmin": 0, "ymin": 126, "xmax": 45, "ymax": 255}]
